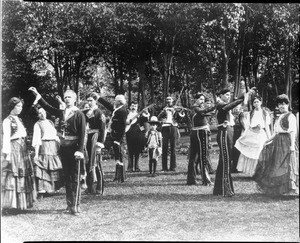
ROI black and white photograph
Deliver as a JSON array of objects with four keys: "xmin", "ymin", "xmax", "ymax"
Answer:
[{"xmin": 1, "ymin": 1, "xmax": 299, "ymax": 242}]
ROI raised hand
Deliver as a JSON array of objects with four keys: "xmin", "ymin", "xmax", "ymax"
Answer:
[
  {"xmin": 55, "ymin": 95, "xmax": 63, "ymax": 104},
  {"xmin": 28, "ymin": 87, "xmax": 39, "ymax": 96}
]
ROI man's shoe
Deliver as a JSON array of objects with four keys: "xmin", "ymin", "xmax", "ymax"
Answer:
[
  {"xmin": 169, "ymin": 168, "xmax": 176, "ymax": 172},
  {"xmin": 135, "ymin": 168, "xmax": 141, "ymax": 172},
  {"xmin": 65, "ymin": 206, "xmax": 71, "ymax": 213},
  {"xmin": 187, "ymin": 181, "xmax": 197, "ymax": 185},
  {"xmin": 70, "ymin": 206, "xmax": 80, "ymax": 216}
]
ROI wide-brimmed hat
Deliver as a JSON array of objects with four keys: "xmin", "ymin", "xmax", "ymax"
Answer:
[{"xmin": 148, "ymin": 116, "xmax": 160, "ymax": 125}]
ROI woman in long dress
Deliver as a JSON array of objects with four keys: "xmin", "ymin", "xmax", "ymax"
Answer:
[
  {"xmin": 253, "ymin": 94, "xmax": 299, "ymax": 196},
  {"xmin": 235, "ymin": 95, "xmax": 271, "ymax": 176},
  {"xmin": 32, "ymin": 105, "xmax": 63, "ymax": 198},
  {"xmin": 2, "ymin": 97, "xmax": 36, "ymax": 211}
]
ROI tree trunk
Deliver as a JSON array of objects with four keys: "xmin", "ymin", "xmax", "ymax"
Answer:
[
  {"xmin": 119, "ymin": 58, "xmax": 124, "ymax": 94},
  {"xmin": 149, "ymin": 55, "xmax": 154, "ymax": 104},
  {"xmin": 233, "ymin": 23, "xmax": 245, "ymax": 99},
  {"xmin": 128, "ymin": 76, "xmax": 132, "ymax": 105},
  {"xmin": 221, "ymin": 31, "xmax": 229, "ymax": 88},
  {"xmin": 112, "ymin": 51, "xmax": 119, "ymax": 95},
  {"xmin": 285, "ymin": 36, "xmax": 292, "ymax": 104},
  {"xmin": 163, "ymin": 33, "xmax": 177, "ymax": 101},
  {"xmin": 208, "ymin": 54, "xmax": 217, "ymax": 104},
  {"xmin": 137, "ymin": 60, "xmax": 146, "ymax": 108},
  {"xmin": 54, "ymin": 52, "xmax": 63, "ymax": 97}
]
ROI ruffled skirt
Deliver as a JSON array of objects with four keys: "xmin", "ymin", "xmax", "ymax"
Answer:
[
  {"xmin": 2, "ymin": 139, "xmax": 36, "ymax": 209},
  {"xmin": 253, "ymin": 133, "xmax": 299, "ymax": 195},
  {"xmin": 34, "ymin": 140, "xmax": 63, "ymax": 193}
]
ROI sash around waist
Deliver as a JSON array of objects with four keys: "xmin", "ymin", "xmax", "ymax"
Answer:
[
  {"xmin": 87, "ymin": 129, "xmax": 99, "ymax": 134},
  {"xmin": 192, "ymin": 125, "xmax": 210, "ymax": 131},
  {"xmin": 10, "ymin": 137, "xmax": 25, "ymax": 141}
]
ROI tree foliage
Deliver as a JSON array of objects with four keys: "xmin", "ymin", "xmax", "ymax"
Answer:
[{"xmin": 2, "ymin": 2, "xmax": 299, "ymax": 127}]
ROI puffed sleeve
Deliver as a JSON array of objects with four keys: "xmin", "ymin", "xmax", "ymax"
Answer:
[
  {"xmin": 287, "ymin": 113, "xmax": 297, "ymax": 133},
  {"xmin": 2, "ymin": 118, "xmax": 11, "ymax": 154},
  {"xmin": 32, "ymin": 123, "xmax": 42, "ymax": 147},
  {"xmin": 265, "ymin": 111, "xmax": 271, "ymax": 125},
  {"xmin": 288, "ymin": 114, "xmax": 297, "ymax": 150}
]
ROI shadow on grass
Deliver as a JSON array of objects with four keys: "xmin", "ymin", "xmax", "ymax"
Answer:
[
  {"xmin": 1, "ymin": 208, "xmax": 68, "ymax": 216},
  {"xmin": 2, "ymin": 194, "xmax": 297, "ymax": 217},
  {"xmin": 232, "ymin": 176, "xmax": 254, "ymax": 181},
  {"xmin": 106, "ymin": 171, "xmax": 188, "ymax": 178},
  {"xmin": 82, "ymin": 192, "xmax": 299, "ymax": 203},
  {"xmin": 104, "ymin": 179, "xmax": 188, "ymax": 188}
]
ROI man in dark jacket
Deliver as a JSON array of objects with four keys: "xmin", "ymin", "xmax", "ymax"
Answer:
[
  {"xmin": 98, "ymin": 94, "xmax": 127, "ymax": 183},
  {"xmin": 82, "ymin": 92, "xmax": 106, "ymax": 194},
  {"xmin": 29, "ymin": 87, "xmax": 86, "ymax": 215},
  {"xmin": 157, "ymin": 96, "xmax": 185, "ymax": 172}
]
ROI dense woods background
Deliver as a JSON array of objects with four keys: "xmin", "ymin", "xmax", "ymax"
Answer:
[{"xmin": 1, "ymin": 2, "xmax": 299, "ymax": 133}]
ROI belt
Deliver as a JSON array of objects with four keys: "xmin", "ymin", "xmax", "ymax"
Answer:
[
  {"xmin": 59, "ymin": 135, "xmax": 79, "ymax": 140},
  {"xmin": 87, "ymin": 129, "xmax": 99, "ymax": 134},
  {"xmin": 162, "ymin": 123, "xmax": 177, "ymax": 127},
  {"xmin": 192, "ymin": 125, "xmax": 209, "ymax": 131},
  {"xmin": 217, "ymin": 125, "xmax": 233, "ymax": 129}
]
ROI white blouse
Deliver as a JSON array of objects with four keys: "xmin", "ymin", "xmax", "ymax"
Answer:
[
  {"xmin": 32, "ymin": 119, "xmax": 58, "ymax": 147},
  {"xmin": 148, "ymin": 131, "xmax": 159, "ymax": 148},
  {"xmin": 250, "ymin": 109, "xmax": 271, "ymax": 129},
  {"xmin": 2, "ymin": 115, "xmax": 27, "ymax": 154}
]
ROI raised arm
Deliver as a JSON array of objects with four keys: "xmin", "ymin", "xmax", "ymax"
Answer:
[
  {"xmin": 193, "ymin": 105, "xmax": 216, "ymax": 115},
  {"xmin": 97, "ymin": 97, "xmax": 114, "ymax": 112},
  {"xmin": 28, "ymin": 87, "xmax": 61, "ymax": 117}
]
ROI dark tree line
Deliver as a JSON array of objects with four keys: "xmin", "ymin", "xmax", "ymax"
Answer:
[{"xmin": 1, "ymin": 2, "xmax": 299, "ymax": 132}]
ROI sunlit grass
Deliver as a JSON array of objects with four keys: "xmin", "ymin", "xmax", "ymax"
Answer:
[{"xmin": 1, "ymin": 146, "xmax": 299, "ymax": 242}]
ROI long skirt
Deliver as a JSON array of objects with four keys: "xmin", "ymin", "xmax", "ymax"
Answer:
[
  {"xmin": 236, "ymin": 155, "xmax": 258, "ymax": 177},
  {"xmin": 34, "ymin": 140, "xmax": 63, "ymax": 193},
  {"xmin": 2, "ymin": 139, "xmax": 36, "ymax": 209},
  {"xmin": 253, "ymin": 133, "xmax": 299, "ymax": 195}
]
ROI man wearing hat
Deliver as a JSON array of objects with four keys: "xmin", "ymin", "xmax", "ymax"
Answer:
[
  {"xmin": 157, "ymin": 96, "xmax": 185, "ymax": 172},
  {"xmin": 145, "ymin": 116, "xmax": 162, "ymax": 177},
  {"xmin": 213, "ymin": 87, "xmax": 255, "ymax": 197}
]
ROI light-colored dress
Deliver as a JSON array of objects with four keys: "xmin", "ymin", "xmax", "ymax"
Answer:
[
  {"xmin": 235, "ymin": 108, "xmax": 270, "ymax": 176},
  {"xmin": 2, "ymin": 115, "xmax": 36, "ymax": 209},
  {"xmin": 253, "ymin": 112, "xmax": 299, "ymax": 195},
  {"xmin": 32, "ymin": 119, "xmax": 63, "ymax": 194}
]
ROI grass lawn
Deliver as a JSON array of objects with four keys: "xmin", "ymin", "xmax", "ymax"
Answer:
[{"xmin": 1, "ymin": 137, "xmax": 299, "ymax": 242}]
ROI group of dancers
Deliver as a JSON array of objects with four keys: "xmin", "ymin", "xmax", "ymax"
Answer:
[{"xmin": 1, "ymin": 85, "xmax": 299, "ymax": 215}]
